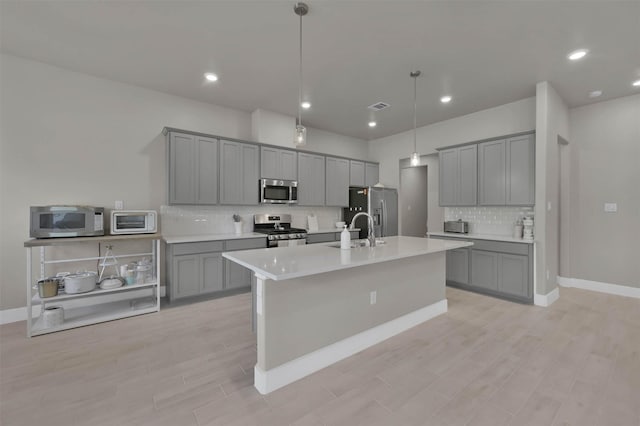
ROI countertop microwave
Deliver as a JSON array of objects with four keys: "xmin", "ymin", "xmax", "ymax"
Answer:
[
  {"xmin": 30, "ymin": 206, "xmax": 104, "ymax": 238},
  {"xmin": 110, "ymin": 210, "xmax": 157, "ymax": 235},
  {"xmin": 260, "ymin": 179, "xmax": 298, "ymax": 204}
]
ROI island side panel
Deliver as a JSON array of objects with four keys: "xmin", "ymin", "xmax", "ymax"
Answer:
[{"xmin": 257, "ymin": 251, "xmax": 445, "ymax": 372}]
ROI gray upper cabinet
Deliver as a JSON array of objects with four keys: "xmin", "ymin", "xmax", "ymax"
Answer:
[
  {"xmin": 298, "ymin": 152, "xmax": 326, "ymax": 206},
  {"xmin": 364, "ymin": 163, "xmax": 379, "ymax": 187},
  {"xmin": 260, "ymin": 147, "xmax": 297, "ymax": 181},
  {"xmin": 219, "ymin": 140, "xmax": 259, "ymax": 205},
  {"xmin": 505, "ymin": 134, "xmax": 535, "ymax": 205},
  {"xmin": 478, "ymin": 140, "xmax": 506, "ymax": 205},
  {"xmin": 168, "ymin": 132, "xmax": 218, "ymax": 205},
  {"xmin": 325, "ymin": 157, "xmax": 350, "ymax": 207},
  {"xmin": 439, "ymin": 145, "xmax": 477, "ymax": 206},
  {"xmin": 350, "ymin": 161, "xmax": 365, "ymax": 186}
]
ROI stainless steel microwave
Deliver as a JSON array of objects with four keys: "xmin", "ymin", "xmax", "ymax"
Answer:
[
  {"xmin": 30, "ymin": 206, "xmax": 104, "ymax": 238},
  {"xmin": 111, "ymin": 210, "xmax": 157, "ymax": 235},
  {"xmin": 260, "ymin": 179, "xmax": 298, "ymax": 204}
]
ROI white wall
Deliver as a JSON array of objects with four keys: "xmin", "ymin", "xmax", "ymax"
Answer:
[
  {"xmin": 565, "ymin": 94, "xmax": 640, "ymax": 288},
  {"xmin": 0, "ymin": 54, "xmax": 367, "ymax": 310},
  {"xmin": 535, "ymin": 82, "xmax": 569, "ymax": 296},
  {"xmin": 368, "ymin": 97, "xmax": 536, "ymax": 189}
]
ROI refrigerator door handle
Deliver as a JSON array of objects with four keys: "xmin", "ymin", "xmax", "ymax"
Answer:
[{"xmin": 381, "ymin": 199, "xmax": 387, "ymax": 237}]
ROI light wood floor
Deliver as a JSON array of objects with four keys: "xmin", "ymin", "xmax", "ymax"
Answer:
[{"xmin": 1, "ymin": 287, "xmax": 639, "ymax": 426}]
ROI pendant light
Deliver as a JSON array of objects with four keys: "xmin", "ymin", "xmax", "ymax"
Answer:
[
  {"xmin": 294, "ymin": 2, "xmax": 309, "ymax": 147},
  {"xmin": 410, "ymin": 70, "xmax": 421, "ymax": 166}
]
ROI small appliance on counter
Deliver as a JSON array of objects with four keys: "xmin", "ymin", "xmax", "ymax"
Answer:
[
  {"xmin": 444, "ymin": 220, "xmax": 469, "ymax": 234},
  {"xmin": 110, "ymin": 210, "xmax": 157, "ymax": 235},
  {"xmin": 30, "ymin": 206, "xmax": 104, "ymax": 238}
]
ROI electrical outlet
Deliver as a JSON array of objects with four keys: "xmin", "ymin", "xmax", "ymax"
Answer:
[
  {"xmin": 604, "ymin": 203, "xmax": 617, "ymax": 213},
  {"xmin": 115, "ymin": 200, "xmax": 124, "ymax": 210},
  {"xmin": 370, "ymin": 291, "xmax": 377, "ymax": 305}
]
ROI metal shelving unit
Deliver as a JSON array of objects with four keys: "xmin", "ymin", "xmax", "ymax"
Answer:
[{"xmin": 25, "ymin": 234, "xmax": 161, "ymax": 337}]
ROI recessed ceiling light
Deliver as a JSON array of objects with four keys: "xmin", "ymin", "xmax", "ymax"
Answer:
[
  {"xmin": 368, "ymin": 121, "xmax": 377, "ymax": 128},
  {"xmin": 633, "ymin": 79, "xmax": 640, "ymax": 87},
  {"xmin": 204, "ymin": 73, "xmax": 218, "ymax": 82},
  {"xmin": 301, "ymin": 101, "xmax": 311, "ymax": 109},
  {"xmin": 588, "ymin": 90, "xmax": 603, "ymax": 98},
  {"xmin": 567, "ymin": 49, "xmax": 588, "ymax": 61},
  {"xmin": 440, "ymin": 95, "xmax": 452, "ymax": 104}
]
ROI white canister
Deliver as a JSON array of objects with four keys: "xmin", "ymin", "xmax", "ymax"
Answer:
[
  {"xmin": 340, "ymin": 225, "xmax": 351, "ymax": 250},
  {"xmin": 234, "ymin": 221, "xmax": 243, "ymax": 235},
  {"xmin": 42, "ymin": 306, "xmax": 64, "ymax": 328}
]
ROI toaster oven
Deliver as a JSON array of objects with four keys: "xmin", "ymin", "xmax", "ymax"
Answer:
[
  {"xmin": 110, "ymin": 210, "xmax": 157, "ymax": 235},
  {"xmin": 444, "ymin": 220, "xmax": 469, "ymax": 234}
]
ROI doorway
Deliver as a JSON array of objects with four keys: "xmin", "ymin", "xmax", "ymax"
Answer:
[{"xmin": 400, "ymin": 165, "xmax": 428, "ymax": 237}]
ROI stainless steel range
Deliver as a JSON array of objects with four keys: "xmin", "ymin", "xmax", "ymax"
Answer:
[{"xmin": 253, "ymin": 214, "xmax": 307, "ymax": 248}]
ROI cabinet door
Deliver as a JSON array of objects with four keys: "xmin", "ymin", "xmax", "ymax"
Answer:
[
  {"xmin": 241, "ymin": 143, "xmax": 259, "ymax": 205},
  {"xmin": 470, "ymin": 250, "xmax": 499, "ymax": 291},
  {"xmin": 298, "ymin": 153, "xmax": 325, "ymax": 206},
  {"xmin": 172, "ymin": 254, "xmax": 200, "ymax": 298},
  {"xmin": 224, "ymin": 259, "xmax": 251, "ymax": 290},
  {"xmin": 478, "ymin": 140, "xmax": 506, "ymax": 205},
  {"xmin": 325, "ymin": 157, "xmax": 349, "ymax": 207},
  {"xmin": 458, "ymin": 145, "xmax": 477, "ymax": 206},
  {"xmin": 306, "ymin": 233, "xmax": 336, "ymax": 244},
  {"xmin": 196, "ymin": 136, "xmax": 218, "ymax": 204},
  {"xmin": 439, "ymin": 148, "xmax": 458, "ymax": 206},
  {"xmin": 498, "ymin": 253, "xmax": 529, "ymax": 298},
  {"xmin": 201, "ymin": 253, "xmax": 223, "ymax": 294},
  {"xmin": 446, "ymin": 248, "xmax": 469, "ymax": 285},
  {"xmin": 280, "ymin": 150, "xmax": 298, "ymax": 181},
  {"xmin": 364, "ymin": 163, "xmax": 379, "ymax": 187},
  {"xmin": 506, "ymin": 134, "xmax": 535, "ymax": 205},
  {"xmin": 260, "ymin": 146, "xmax": 279, "ymax": 179},
  {"xmin": 350, "ymin": 161, "xmax": 365, "ymax": 186},
  {"xmin": 219, "ymin": 140, "xmax": 243, "ymax": 204},
  {"xmin": 169, "ymin": 133, "xmax": 196, "ymax": 204}
]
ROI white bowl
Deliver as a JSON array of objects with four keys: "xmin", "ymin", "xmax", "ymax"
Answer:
[{"xmin": 335, "ymin": 221, "xmax": 346, "ymax": 228}]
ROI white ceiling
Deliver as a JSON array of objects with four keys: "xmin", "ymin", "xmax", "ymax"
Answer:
[{"xmin": 1, "ymin": 1, "xmax": 639, "ymax": 140}]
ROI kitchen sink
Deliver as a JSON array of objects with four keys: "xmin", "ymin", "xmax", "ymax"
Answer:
[{"xmin": 327, "ymin": 239, "xmax": 386, "ymax": 248}]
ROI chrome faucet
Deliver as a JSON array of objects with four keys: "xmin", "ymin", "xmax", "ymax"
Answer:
[{"xmin": 349, "ymin": 212, "xmax": 376, "ymax": 247}]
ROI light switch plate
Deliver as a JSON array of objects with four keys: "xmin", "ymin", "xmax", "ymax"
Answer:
[
  {"xmin": 115, "ymin": 200, "xmax": 124, "ymax": 210},
  {"xmin": 604, "ymin": 203, "xmax": 617, "ymax": 213}
]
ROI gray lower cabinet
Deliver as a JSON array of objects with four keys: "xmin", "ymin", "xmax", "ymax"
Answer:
[
  {"xmin": 446, "ymin": 248, "xmax": 469, "ymax": 285},
  {"xmin": 260, "ymin": 146, "xmax": 297, "ymax": 181},
  {"xmin": 298, "ymin": 153, "xmax": 326, "ymax": 206},
  {"xmin": 436, "ymin": 236, "xmax": 533, "ymax": 303},
  {"xmin": 471, "ymin": 250, "xmax": 499, "ymax": 291},
  {"xmin": 219, "ymin": 140, "xmax": 259, "ymax": 205},
  {"xmin": 168, "ymin": 132, "xmax": 218, "ymax": 205},
  {"xmin": 325, "ymin": 157, "xmax": 349, "ymax": 207},
  {"xmin": 306, "ymin": 231, "xmax": 359, "ymax": 244},
  {"xmin": 167, "ymin": 238, "xmax": 266, "ymax": 302},
  {"xmin": 350, "ymin": 160, "xmax": 365, "ymax": 186},
  {"xmin": 364, "ymin": 163, "xmax": 379, "ymax": 187}
]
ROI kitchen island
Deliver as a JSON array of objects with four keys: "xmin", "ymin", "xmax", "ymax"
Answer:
[{"xmin": 222, "ymin": 236, "xmax": 473, "ymax": 394}]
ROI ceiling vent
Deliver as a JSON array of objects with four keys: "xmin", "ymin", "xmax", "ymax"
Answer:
[{"xmin": 367, "ymin": 102, "xmax": 390, "ymax": 111}]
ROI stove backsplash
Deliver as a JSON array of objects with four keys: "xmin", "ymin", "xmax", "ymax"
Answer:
[
  {"xmin": 161, "ymin": 205, "xmax": 342, "ymax": 236},
  {"xmin": 444, "ymin": 206, "xmax": 534, "ymax": 236}
]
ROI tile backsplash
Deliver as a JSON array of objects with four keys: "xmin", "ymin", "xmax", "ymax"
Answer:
[
  {"xmin": 161, "ymin": 205, "xmax": 343, "ymax": 236},
  {"xmin": 445, "ymin": 206, "xmax": 534, "ymax": 236}
]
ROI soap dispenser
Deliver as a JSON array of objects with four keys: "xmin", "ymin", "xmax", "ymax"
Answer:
[{"xmin": 340, "ymin": 225, "xmax": 351, "ymax": 250}]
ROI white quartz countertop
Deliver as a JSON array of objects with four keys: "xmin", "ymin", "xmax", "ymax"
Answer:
[
  {"xmin": 222, "ymin": 236, "xmax": 473, "ymax": 281},
  {"xmin": 428, "ymin": 231, "xmax": 534, "ymax": 244},
  {"xmin": 306, "ymin": 228, "xmax": 360, "ymax": 234},
  {"xmin": 163, "ymin": 232, "xmax": 267, "ymax": 244}
]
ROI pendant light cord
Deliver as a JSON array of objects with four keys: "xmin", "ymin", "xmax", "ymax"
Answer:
[
  {"xmin": 298, "ymin": 10, "xmax": 303, "ymax": 127},
  {"xmin": 413, "ymin": 74, "xmax": 417, "ymax": 153}
]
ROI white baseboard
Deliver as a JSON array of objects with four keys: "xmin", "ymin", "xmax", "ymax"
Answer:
[
  {"xmin": 558, "ymin": 276, "xmax": 640, "ymax": 299},
  {"xmin": 254, "ymin": 299, "xmax": 448, "ymax": 395},
  {"xmin": 0, "ymin": 286, "xmax": 166, "ymax": 325},
  {"xmin": 534, "ymin": 287, "xmax": 560, "ymax": 307}
]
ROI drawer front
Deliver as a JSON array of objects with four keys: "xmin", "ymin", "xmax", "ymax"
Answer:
[
  {"xmin": 224, "ymin": 238, "xmax": 267, "ymax": 251},
  {"xmin": 172, "ymin": 241, "xmax": 224, "ymax": 256},
  {"xmin": 307, "ymin": 233, "xmax": 336, "ymax": 244},
  {"xmin": 471, "ymin": 239, "xmax": 529, "ymax": 255}
]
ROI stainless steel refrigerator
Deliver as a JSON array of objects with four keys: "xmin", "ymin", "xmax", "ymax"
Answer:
[{"xmin": 344, "ymin": 187, "xmax": 398, "ymax": 239}]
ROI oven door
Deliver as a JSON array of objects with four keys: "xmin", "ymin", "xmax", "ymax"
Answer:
[{"xmin": 275, "ymin": 238, "xmax": 306, "ymax": 248}]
